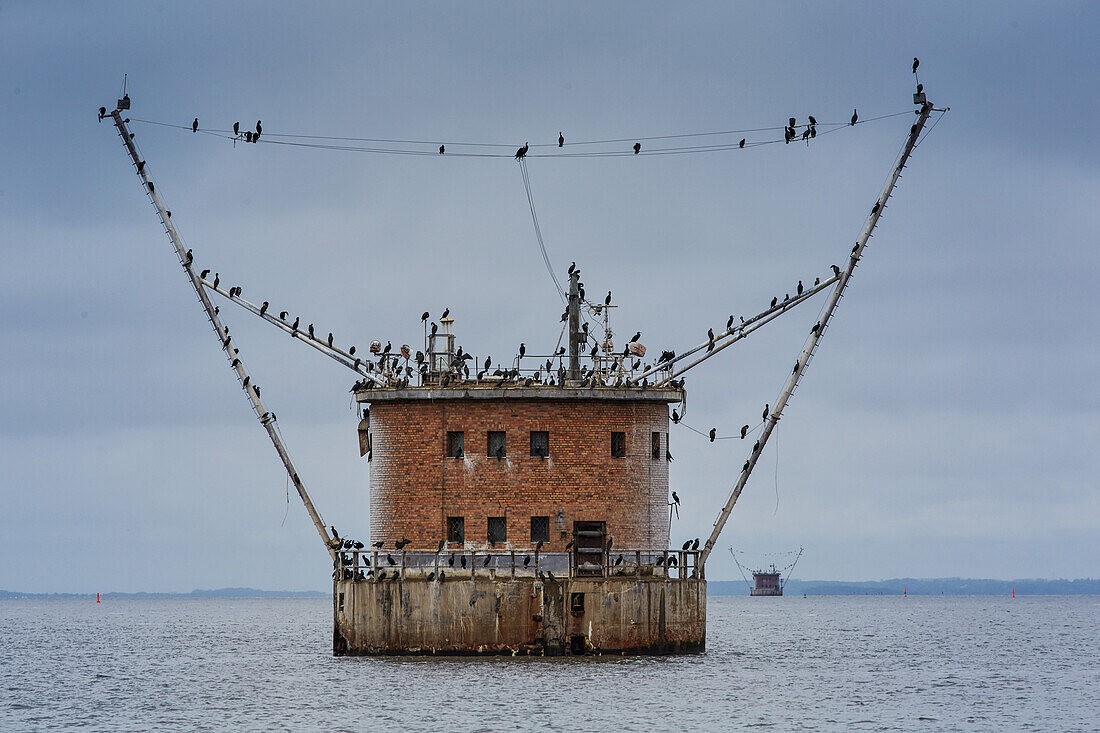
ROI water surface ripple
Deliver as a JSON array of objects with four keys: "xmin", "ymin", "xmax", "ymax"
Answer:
[{"xmin": 2, "ymin": 595, "xmax": 1097, "ymax": 731}]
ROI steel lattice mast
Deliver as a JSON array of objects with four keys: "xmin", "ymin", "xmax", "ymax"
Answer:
[
  {"xmin": 698, "ymin": 100, "xmax": 936, "ymax": 566},
  {"xmin": 108, "ymin": 105, "xmax": 336, "ymax": 559}
]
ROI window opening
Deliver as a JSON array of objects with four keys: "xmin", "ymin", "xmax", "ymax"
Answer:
[
  {"xmin": 488, "ymin": 430, "xmax": 506, "ymax": 459},
  {"xmin": 530, "ymin": 516, "xmax": 550, "ymax": 543},
  {"xmin": 447, "ymin": 516, "xmax": 465, "ymax": 543},
  {"xmin": 446, "ymin": 431, "xmax": 464, "ymax": 458},
  {"xmin": 487, "ymin": 516, "xmax": 507, "ymax": 544},
  {"xmin": 530, "ymin": 431, "xmax": 549, "ymax": 458},
  {"xmin": 611, "ymin": 432, "xmax": 626, "ymax": 458}
]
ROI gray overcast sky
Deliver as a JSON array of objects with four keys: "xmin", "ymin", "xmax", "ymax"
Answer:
[{"xmin": 2, "ymin": 2, "xmax": 1098, "ymax": 592}]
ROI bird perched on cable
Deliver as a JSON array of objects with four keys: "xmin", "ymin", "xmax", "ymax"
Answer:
[
  {"xmin": 255, "ymin": 120, "xmax": 262, "ymax": 135},
  {"xmin": 192, "ymin": 118, "xmax": 198, "ymax": 133},
  {"xmin": 762, "ymin": 403, "xmax": 769, "ymax": 420},
  {"xmin": 519, "ymin": 343, "xmax": 526, "ymax": 358},
  {"xmin": 98, "ymin": 106, "xmax": 106, "ymax": 121},
  {"xmin": 709, "ymin": 428, "xmax": 716, "ymax": 443},
  {"xmin": 740, "ymin": 425, "xmax": 749, "ymax": 439},
  {"xmin": 439, "ymin": 145, "xmax": 445, "ymax": 154},
  {"xmin": 633, "ymin": 142, "xmax": 641, "ymax": 154},
  {"xmin": 739, "ymin": 138, "xmax": 746, "ymax": 149},
  {"xmin": 707, "ymin": 328, "xmax": 715, "ymax": 352},
  {"xmin": 912, "ymin": 57, "xmax": 919, "ymax": 74},
  {"xmin": 233, "ymin": 122, "xmax": 240, "ymax": 135},
  {"xmin": 244, "ymin": 131, "xmax": 253, "ymax": 143},
  {"xmin": 515, "ymin": 142, "xmax": 529, "ymax": 159},
  {"xmin": 808, "ymin": 115, "xmax": 817, "ymax": 126},
  {"xmin": 851, "ymin": 109, "xmax": 858, "ymax": 126},
  {"xmin": 558, "ymin": 132, "xmax": 564, "ymax": 147},
  {"xmin": 291, "ymin": 318, "xmax": 300, "ymax": 333}
]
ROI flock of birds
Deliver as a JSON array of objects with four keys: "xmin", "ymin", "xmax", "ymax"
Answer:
[{"xmin": 330, "ymin": 524, "xmax": 700, "ymax": 583}]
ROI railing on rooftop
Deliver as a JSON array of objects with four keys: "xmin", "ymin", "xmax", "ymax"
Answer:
[
  {"xmin": 353, "ymin": 349, "xmax": 678, "ymax": 391},
  {"xmin": 333, "ymin": 548, "xmax": 702, "ymax": 582}
]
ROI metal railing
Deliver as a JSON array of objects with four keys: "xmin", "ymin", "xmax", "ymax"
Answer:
[{"xmin": 333, "ymin": 548, "xmax": 702, "ymax": 582}]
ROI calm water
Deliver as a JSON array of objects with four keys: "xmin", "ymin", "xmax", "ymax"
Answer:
[{"xmin": 2, "ymin": 595, "xmax": 1097, "ymax": 731}]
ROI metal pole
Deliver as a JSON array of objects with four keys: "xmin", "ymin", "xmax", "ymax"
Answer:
[
  {"xmin": 567, "ymin": 270, "xmax": 581, "ymax": 382},
  {"xmin": 699, "ymin": 102, "xmax": 935, "ymax": 567},
  {"xmin": 108, "ymin": 107, "xmax": 335, "ymax": 560}
]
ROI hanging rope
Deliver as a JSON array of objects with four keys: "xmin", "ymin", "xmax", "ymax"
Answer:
[{"xmin": 517, "ymin": 157, "xmax": 566, "ymax": 300}]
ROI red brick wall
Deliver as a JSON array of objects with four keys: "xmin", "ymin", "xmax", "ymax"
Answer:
[{"xmin": 367, "ymin": 398, "xmax": 670, "ymax": 551}]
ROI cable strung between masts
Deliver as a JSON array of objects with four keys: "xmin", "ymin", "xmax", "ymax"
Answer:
[
  {"xmin": 630, "ymin": 271, "xmax": 840, "ymax": 385},
  {"xmin": 126, "ymin": 109, "xmax": 917, "ymax": 159},
  {"xmin": 198, "ymin": 277, "xmax": 388, "ymax": 386}
]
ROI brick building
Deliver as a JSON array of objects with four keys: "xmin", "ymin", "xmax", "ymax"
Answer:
[{"xmin": 359, "ymin": 386, "xmax": 681, "ymax": 554}]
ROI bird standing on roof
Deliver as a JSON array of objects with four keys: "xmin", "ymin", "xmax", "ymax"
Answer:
[
  {"xmin": 192, "ymin": 118, "xmax": 198, "ymax": 133},
  {"xmin": 515, "ymin": 142, "xmax": 529, "ymax": 159}
]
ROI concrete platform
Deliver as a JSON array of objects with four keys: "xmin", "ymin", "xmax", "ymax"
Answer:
[{"xmin": 333, "ymin": 574, "xmax": 706, "ymax": 656}]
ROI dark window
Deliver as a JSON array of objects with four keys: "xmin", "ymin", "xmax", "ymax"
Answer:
[
  {"xmin": 530, "ymin": 516, "xmax": 550, "ymax": 543},
  {"xmin": 446, "ymin": 431, "xmax": 464, "ymax": 458},
  {"xmin": 611, "ymin": 431, "xmax": 626, "ymax": 458},
  {"xmin": 530, "ymin": 431, "xmax": 549, "ymax": 457},
  {"xmin": 488, "ymin": 516, "xmax": 507, "ymax": 544},
  {"xmin": 487, "ymin": 430, "xmax": 506, "ymax": 459},
  {"xmin": 651, "ymin": 431, "xmax": 661, "ymax": 460},
  {"xmin": 447, "ymin": 516, "xmax": 465, "ymax": 543}
]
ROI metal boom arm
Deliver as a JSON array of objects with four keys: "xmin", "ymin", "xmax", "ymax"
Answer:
[
  {"xmin": 109, "ymin": 107, "xmax": 336, "ymax": 559},
  {"xmin": 698, "ymin": 101, "xmax": 935, "ymax": 566}
]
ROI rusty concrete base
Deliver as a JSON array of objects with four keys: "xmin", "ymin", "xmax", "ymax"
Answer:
[{"xmin": 332, "ymin": 575, "xmax": 706, "ymax": 656}]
